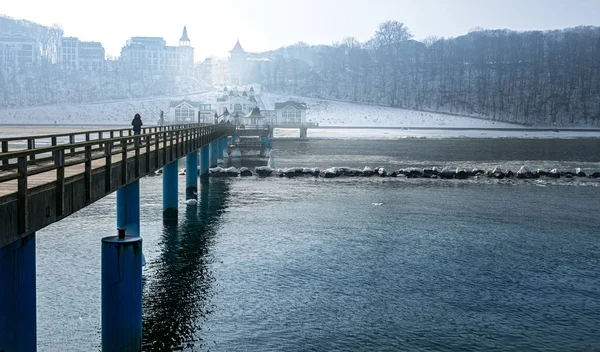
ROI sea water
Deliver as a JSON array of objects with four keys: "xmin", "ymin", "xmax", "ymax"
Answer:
[{"xmin": 36, "ymin": 138, "xmax": 600, "ymax": 351}]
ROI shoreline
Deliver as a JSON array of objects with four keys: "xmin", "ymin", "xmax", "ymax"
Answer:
[{"xmin": 1, "ymin": 124, "xmax": 600, "ymax": 140}]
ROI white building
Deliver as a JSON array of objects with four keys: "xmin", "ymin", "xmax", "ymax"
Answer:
[
  {"xmin": 273, "ymin": 101, "xmax": 308, "ymax": 125},
  {"xmin": 168, "ymin": 99, "xmax": 213, "ymax": 123},
  {"xmin": 228, "ymin": 40, "xmax": 246, "ymax": 85},
  {"xmin": 211, "ymin": 58, "xmax": 228, "ymax": 85},
  {"xmin": 215, "ymin": 86, "xmax": 257, "ymax": 116},
  {"xmin": 78, "ymin": 41, "xmax": 105, "ymax": 70},
  {"xmin": 225, "ymin": 40, "xmax": 272, "ymax": 85},
  {"xmin": 60, "ymin": 37, "xmax": 105, "ymax": 71},
  {"xmin": 0, "ymin": 34, "xmax": 38, "ymax": 69},
  {"xmin": 120, "ymin": 26, "xmax": 193, "ymax": 73},
  {"xmin": 60, "ymin": 37, "xmax": 78, "ymax": 69}
]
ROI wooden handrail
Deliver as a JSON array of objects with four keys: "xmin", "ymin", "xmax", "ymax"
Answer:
[
  {"xmin": 0, "ymin": 123, "xmax": 203, "ymax": 164},
  {"xmin": 0, "ymin": 123, "xmax": 198, "ymax": 143},
  {"xmin": 0, "ymin": 124, "xmax": 226, "ymax": 161},
  {"xmin": 0, "ymin": 123, "xmax": 236, "ymax": 242},
  {"xmin": 0, "ymin": 125, "xmax": 236, "ymax": 183}
]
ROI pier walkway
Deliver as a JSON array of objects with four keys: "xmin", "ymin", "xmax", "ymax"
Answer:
[
  {"xmin": 0, "ymin": 123, "xmax": 236, "ymax": 351},
  {"xmin": 0, "ymin": 124, "xmax": 235, "ymax": 247}
]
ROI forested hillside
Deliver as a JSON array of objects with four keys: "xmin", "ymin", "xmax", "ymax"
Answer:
[
  {"xmin": 3, "ymin": 15, "xmax": 600, "ymax": 127},
  {"xmin": 0, "ymin": 65, "xmax": 206, "ymax": 107},
  {"xmin": 0, "ymin": 15, "xmax": 62, "ymax": 62},
  {"xmin": 251, "ymin": 23, "xmax": 600, "ymax": 127}
]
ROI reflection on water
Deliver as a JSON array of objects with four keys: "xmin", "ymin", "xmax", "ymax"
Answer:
[
  {"xmin": 34, "ymin": 139, "xmax": 600, "ymax": 351},
  {"xmin": 141, "ymin": 182, "xmax": 230, "ymax": 351}
]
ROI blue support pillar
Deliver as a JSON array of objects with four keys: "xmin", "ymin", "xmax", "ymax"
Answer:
[
  {"xmin": 216, "ymin": 139, "xmax": 222, "ymax": 163},
  {"xmin": 163, "ymin": 161, "xmax": 178, "ymax": 218},
  {"xmin": 200, "ymin": 145, "xmax": 209, "ymax": 184},
  {"xmin": 219, "ymin": 137, "xmax": 223, "ymax": 153},
  {"xmin": 221, "ymin": 136, "xmax": 228, "ymax": 159},
  {"xmin": 209, "ymin": 141, "xmax": 218, "ymax": 168},
  {"xmin": 0, "ymin": 235, "xmax": 36, "ymax": 351},
  {"xmin": 116, "ymin": 180, "xmax": 140, "ymax": 237},
  {"xmin": 101, "ymin": 230, "xmax": 142, "ymax": 352},
  {"xmin": 186, "ymin": 151, "xmax": 198, "ymax": 200}
]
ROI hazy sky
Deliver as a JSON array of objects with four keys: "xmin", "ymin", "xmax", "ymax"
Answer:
[{"xmin": 3, "ymin": 0, "xmax": 600, "ymax": 60}]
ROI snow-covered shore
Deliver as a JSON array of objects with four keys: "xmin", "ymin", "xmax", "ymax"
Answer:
[
  {"xmin": 272, "ymin": 128, "xmax": 600, "ymax": 139},
  {"xmin": 1, "ymin": 91, "xmax": 599, "ymax": 139},
  {"xmin": 260, "ymin": 93, "xmax": 519, "ymax": 128}
]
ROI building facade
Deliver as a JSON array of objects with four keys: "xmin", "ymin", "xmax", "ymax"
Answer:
[
  {"xmin": 223, "ymin": 40, "xmax": 272, "ymax": 85},
  {"xmin": 59, "ymin": 37, "xmax": 105, "ymax": 71},
  {"xmin": 78, "ymin": 41, "xmax": 105, "ymax": 70},
  {"xmin": 228, "ymin": 40, "xmax": 246, "ymax": 85},
  {"xmin": 196, "ymin": 57, "xmax": 213, "ymax": 85},
  {"xmin": 211, "ymin": 58, "xmax": 228, "ymax": 85},
  {"xmin": 120, "ymin": 27, "xmax": 193, "ymax": 73},
  {"xmin": 273, "ymin": 101, "xmax": 308, "ymax": 125},
  {"xmin": 0, "ymin": 34, "xmax": 38, "ymax": 69},
  {"xmin": 215, "ymin": 86, "xmax": 258, "ymax": 116},
  {"xmin": 168, "ymin": 99, "xmax": 212, "ymax": 123}
]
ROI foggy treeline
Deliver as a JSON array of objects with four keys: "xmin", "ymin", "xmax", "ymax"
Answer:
[
  {"xmin": 0, "ymin": 64, "xmax": 203, "ymax": 106},
  {"xmin": 3, "ymin": 15, "xmax": 600, "ymax": 127},
  {"xmin": 253, "ymin": 22, "xmax": 600, "ymax": 127},
  {"xmin": 0, "ymin": 15, "xmax": 62, "ymax": 62}
]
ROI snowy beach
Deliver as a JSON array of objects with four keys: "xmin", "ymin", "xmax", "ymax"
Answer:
[{"xmin": 2, "ymin": 91, "xmax": 600, "ymax": 139}]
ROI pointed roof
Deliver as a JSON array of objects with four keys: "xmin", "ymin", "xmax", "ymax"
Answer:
[
  {"xmin": 249, "ymin": 87, "xmax": 254, "ymax": 92},
  {"xmin": 168, "ymin": 99, "xmax": 206, "ymax": 108},
  {"xmin": 223, "ymin": 86, "xmax": 228, "ymax": 92},
  {"xmin": 274, "ymin": 101, "xmax": 308, "ymax": 110},
  {"xmin": 180, "ymin": 26, "xmax": 190, "ymax": 42},
  {"xmin": 244, "ymin": 107, "xmax": 263, "ymax": 118},
  {"xmin": 231, "ymin": 40, "xmax": 245, "ymax": 53}
]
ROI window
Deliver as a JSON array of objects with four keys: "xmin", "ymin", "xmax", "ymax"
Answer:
[
  {"xmin": 234, "ymin": 104, "xmax": 243, "ymax": 113},
  {"xmin": 174, "ymin": 104, "xmax": 196, "ymax": 122},
  {"xmin": 281, "ymin": 107, "xmax": 301, "ymax": 124}
]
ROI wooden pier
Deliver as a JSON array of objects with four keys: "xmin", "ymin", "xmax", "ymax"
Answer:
[{"xmin": 0, "ymin": 124, "xmax": 235, "ymax": 248}]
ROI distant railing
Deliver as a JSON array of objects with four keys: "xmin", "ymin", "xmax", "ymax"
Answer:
[
  {"xmin": 236, "ymin": 125, "xmax": 270, "ymax": 130},
  {"xmin": 233, "ymin": 123, "xmax": 317, "ymax": 130},
  {"xmin": 235, "ymin": 140, "xmax": 267, "ymax": 150}
]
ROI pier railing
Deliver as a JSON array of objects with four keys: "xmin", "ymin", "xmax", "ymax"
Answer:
[
  {"xmin": 0, "ymin": 124, "xmax": 235, "ymax": 245},
  {"xmin": 0, "ymin": 123, "xmax": 197, "ymax": 157}
]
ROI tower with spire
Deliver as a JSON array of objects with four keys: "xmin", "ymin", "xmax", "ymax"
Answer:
[
  {"xmin": 177, "ymin": 25, "xmax": 194, "ymax": 73},
  {"xmin": 228, "ymin": 39, "xmax": 247, "ymax": 85},
  {"xmin": 179, "ymin": 26, "xmax": 190, "ymax": 47}
]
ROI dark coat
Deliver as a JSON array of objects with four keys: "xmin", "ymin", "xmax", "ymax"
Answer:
[{"xmin": 132, "ymin": 117, "xmax": 143, "ymax": 132}]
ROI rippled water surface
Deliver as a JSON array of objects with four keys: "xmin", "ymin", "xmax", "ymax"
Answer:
[{"xmin": 36, "ymin": 139, "xmax": 600, "ymax": 351}]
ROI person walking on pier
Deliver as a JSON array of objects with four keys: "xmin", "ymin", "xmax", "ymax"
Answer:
[{"xmin": 132, "ymin": 113, "xmax": 143, "ymax": 135}]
